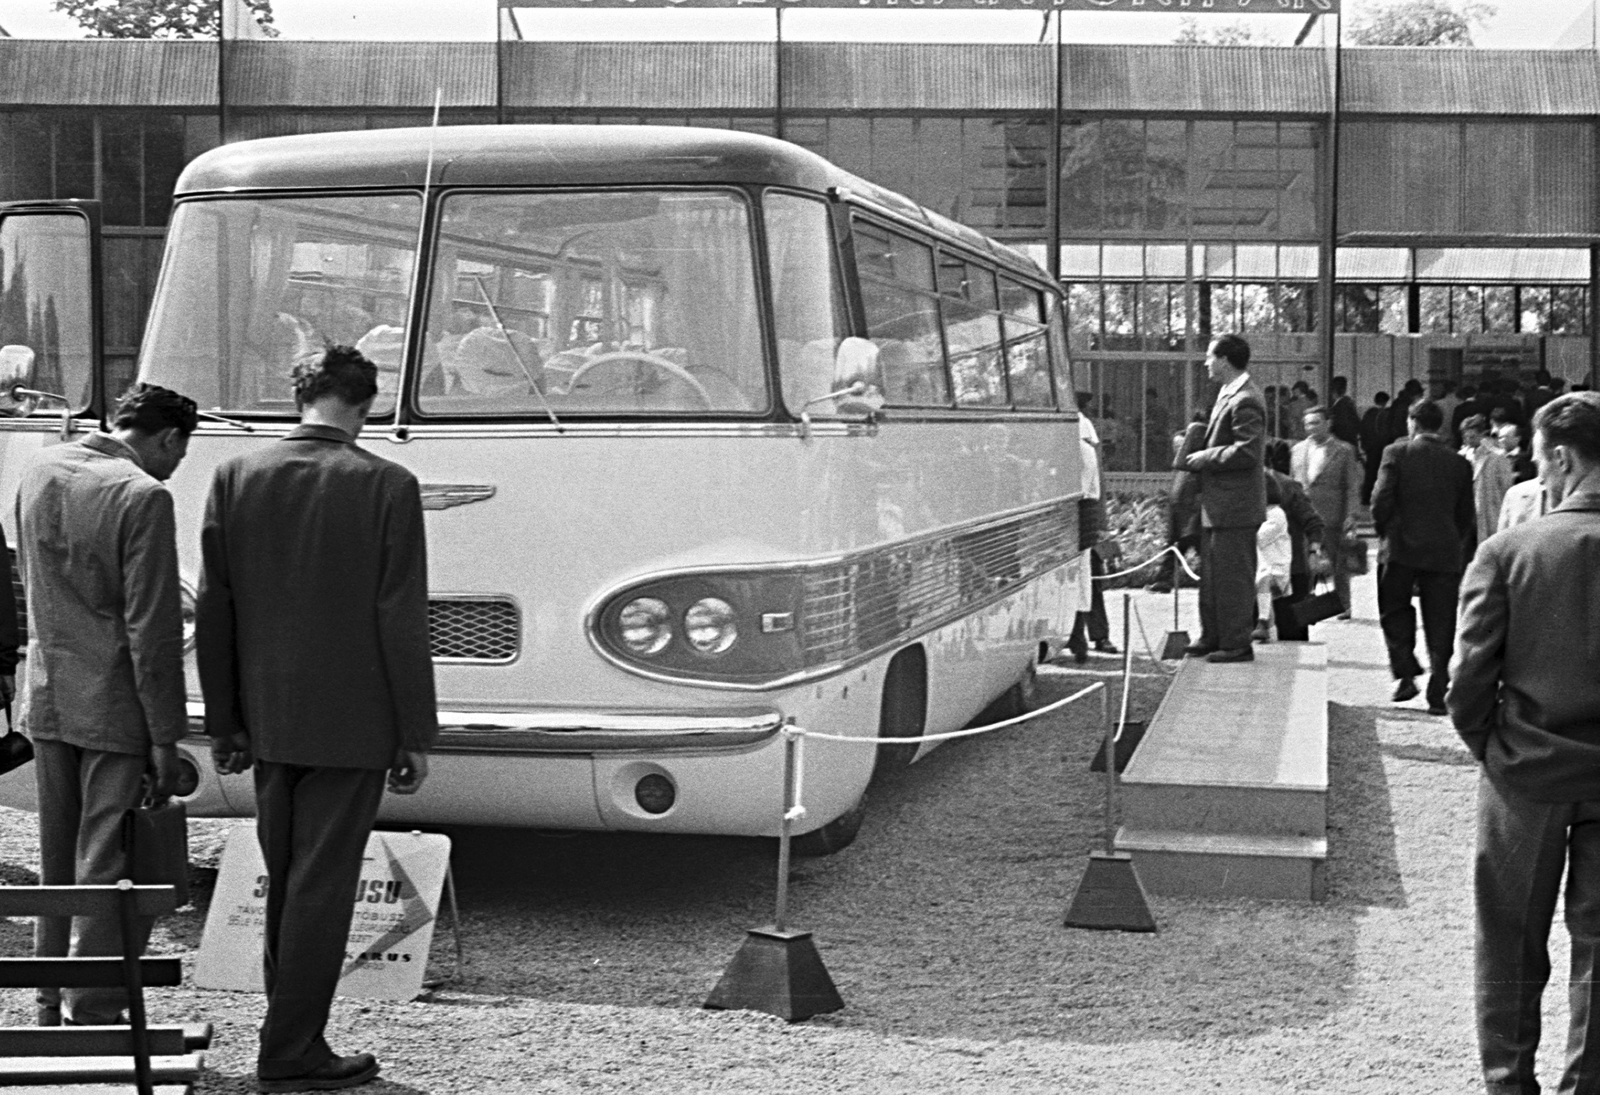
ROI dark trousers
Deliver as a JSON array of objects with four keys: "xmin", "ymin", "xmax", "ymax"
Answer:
[
  {"xmin": 1199, "ymin": 525, "xmax": 1258, "ymax": 652},
  {"xmin": 1362, "ymin": 450, "xmax": 1382, "ymax": 506},
  {"xmin": 1475, "ymin": 772, "xmax": 1600, "ymax": 1095},
  {"xmin": 33, "ymin": 739, "xmax": 153, "ymax": 1025},
  {"xmin": 255, "ymin": 761, "xmax": 387, "ymax": 1080},
  {"xmin": 1271, "ymin": 571, "xmax": 1314, "ymax": 642},
  {"xmin": 1069, "ymin": 550, "xmax": 1110, "ymax": 651},
  {"xmin": 1377, "ymin": 561, "xmax": 1461, "ymax": 707}
]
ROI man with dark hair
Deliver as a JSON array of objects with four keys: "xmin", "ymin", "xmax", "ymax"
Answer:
[
  {"xmin": 1360, "ymin": 390, "xmax": 1391, "ymax": 506},
  {"xmin": 1178, "ymin": 333, "xmax": 1267, "ymax": 663},
  {"xmin": 1327, "ymin": 375, "xmax": 1361, "ymax": 447},
  {"xmin": 19, "ymin": 382, "xmax": 197, "ymax": 1025},
  {"xmin": 1293, "ymin": 404, "xmax": 1362, "ymax": 618},
  {"xmin": 1449, "ymin": 390, "xmax": 1600, "ymax": 1095},
  {"xmin": 198, "ymin": 345, "xmax": 437, "ymax": 1092},
  {"xmin": 1372, "ymin": 399, "xmax": 1475, "ymax": 715}
]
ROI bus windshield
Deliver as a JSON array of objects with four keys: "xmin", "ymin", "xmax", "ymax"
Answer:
[
  {"xmin": 418, "ymin": 189, "xmax": 767, "ymax": 417},
  {"xmin": 140, "ymin": 193, "xmax": 421, "ymax": 418}
]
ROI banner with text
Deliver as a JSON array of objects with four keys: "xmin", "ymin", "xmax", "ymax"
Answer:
[
  {"xmin": 502, "ymin": 0, "xmax": 1337, "ymax": 9},
  {"xmin": 195, "ymin": 826, "xmax": 452, "ymax": 1001}
]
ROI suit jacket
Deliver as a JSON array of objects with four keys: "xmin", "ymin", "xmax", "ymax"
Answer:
[
  {"xmin": 1179, "ymin": 375, "xmax": 1267, "ymax": 530},
  {"xmin": 1290, "ymin": 436, "xmax": 1362, "ymax": 528},
  {"xmin": 1371, "ymin": 434, "xmax": 1475, "ymax": 573},
  {"xmin": 15, "ymin": 433, "xmax": 187, "ymax": 754},
  {"xmin": 1329, "ymin": 396, "xmax": 1361, "ymax": 447},
  {"xmin": 1448, "ymin": 489, "xmax": 1600, "ymax": 801},
  {"xmin": 197, "ymin": 424, "xmax": 439, "ymax": 770},
  {"xmin": 1266, "ymin": 470, "xmax": 1325, "ymax": 577}
]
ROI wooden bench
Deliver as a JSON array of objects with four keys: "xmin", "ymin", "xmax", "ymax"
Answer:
[{"xmin": 0, "ymin": 882, "xmax": 209, "ymax": 1095}]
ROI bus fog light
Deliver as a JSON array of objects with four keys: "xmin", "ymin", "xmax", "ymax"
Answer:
[
  {"xmin": 634, "ymin": 773, "xmax": 676, "ymax": 814},
  {"xmin": 684, "ymin": 597, "xmax": 737, "ymax": 654},
  {"xmin": 619, "ymin": 597, "xmax": 672, "ymax": 655}
]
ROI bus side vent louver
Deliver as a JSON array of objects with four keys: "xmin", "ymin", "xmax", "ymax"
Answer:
[{"xmin": 429, "ymin": 597, "xmax": 521, "ymax": 663}]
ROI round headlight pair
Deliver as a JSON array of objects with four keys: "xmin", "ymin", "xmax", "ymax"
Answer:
[{"xmin": 617, "ymin": 596, "xmax": 738, "ymax": 657}]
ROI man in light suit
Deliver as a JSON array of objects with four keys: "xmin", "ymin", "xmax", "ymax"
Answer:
[
  {"xmin": 1292, "ymin": 405, "xmax": 1363, "ymax": 617},
  {"xmin": 198, "ymin": 346, "xmax": 438, "ymax": 1093},
  {"xmin": 1447, "ymin": 390, "xmax": 1600, "ymax": 1095},
  {"xmin": 1372, "ymin": 399, "xmax": 1475, "ymax": 715},
  {"xmin": 1178, "ymin": 334, "xmax": 1267, "ymax": 663}
]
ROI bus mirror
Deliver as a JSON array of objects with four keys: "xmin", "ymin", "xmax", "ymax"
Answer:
[
  {"xmin": 833, "ymin": 337, "xmax": 881, "ymax": 391},
  {"xmin": 834, "ymin": 384, "xmax": 884, "ymax": 418},
  {"xmin": 0, "ymin": 345, "xmax": 37, "ymax": 416}
]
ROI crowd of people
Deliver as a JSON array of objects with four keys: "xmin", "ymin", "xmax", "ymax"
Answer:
[
  {"xmin": 1149, "ymin": 333, "xmax": 1600, "ymax": 1095},
  {"xmin": 0, "ymin": 348, "xmax": 436, "ymax": 1093}
]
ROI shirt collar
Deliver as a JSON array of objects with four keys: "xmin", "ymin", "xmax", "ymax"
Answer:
[
  {"xmin": 284, "ymin": 423, "xmax": 355, "ymax": 444},
  {"xmin": 80, "ymin": 431, "xmax": 145, "ymax": 471},
  {"xmin": 1220, "ymin": 371, "xmax": 1250, "ymax": 399},
  {"xmin": 1555, "ymin": 489, "xmax": 1600, "ymax": 514}
]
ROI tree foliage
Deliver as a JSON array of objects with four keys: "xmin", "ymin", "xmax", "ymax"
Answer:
[
  {"xmin": 1174, "ymin": 18, "xmax": 1261, "ymax": 46},
  {"xmin": 53, "ymin": 0, "xmax": 278, "ymax": 39},
  {"xmin": 1347, "ymin": 1, "xmax": 1495, "ymax": 47}
]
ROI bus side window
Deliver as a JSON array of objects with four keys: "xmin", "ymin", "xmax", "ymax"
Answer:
[
  {"xmin": 998, "ymin": 276, "xmax": 1054, "ymax": 409},
  {"xmin": 765, "ymin": 192, "xmax": 849, "ymax": 416},
  {"xmin": 851, "ymin": 221, "xmax": 950, "ymax": 408}
]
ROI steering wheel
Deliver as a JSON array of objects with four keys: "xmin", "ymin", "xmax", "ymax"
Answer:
[{"xmin": 564, "ymin": 351, "xmax": 713, "ymax": 409}]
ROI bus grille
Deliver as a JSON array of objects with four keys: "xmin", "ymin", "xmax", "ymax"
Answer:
[
  {"xmin": 799, "ymin": 501, "xmax": 1076, "ymax": 668},
  {"xmin": 429, "ymin": 597, "xmax": 521, "ymax": 662}
]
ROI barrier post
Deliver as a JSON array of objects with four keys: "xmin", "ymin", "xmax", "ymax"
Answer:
[
  {"xmin": 1065, "ymin": 613, "xmax": 1158, "ymax": 933},
  {"xmin": 705, "ymin": 726, "xmax": 844, "ymax": 1020},
  {"xmin": 1161, "ymin": 547, "xmax": 1192, "ymax": 660}
]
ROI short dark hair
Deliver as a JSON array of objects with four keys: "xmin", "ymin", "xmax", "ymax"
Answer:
[
  {"xmin": 1409, "ymin": 399, "xmax": 1444, "ymax": 432},
  {"xmin": 291, "ymin": 344, "xmax": 379, "ymax": 408},
  {"xmin": 1534, "ymin": 391, "xmax": 1600, "ymax": 465},
  {"xmin": 112, "ymin": 383, "xmax": 198, "ymax": 437},
  {"xmin": 1304, "ymin": 404, "xmax": 1330, "ymax": 420},
  {"xmin": 1460, "ymin": 413, "xmax": 1489, "ymax": 435},
  {"xmin": 1374, "ymin": 391, "xmax": 1390, "ymax": 405},
  {"xmin": 1209, "ymin": 334, "xmax": 1251, "ymax": 372}
]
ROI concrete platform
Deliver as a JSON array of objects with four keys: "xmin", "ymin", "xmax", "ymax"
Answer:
[{"xmin": 1114, "ymin": 643, "xmax": 1328, "ymax": 901}]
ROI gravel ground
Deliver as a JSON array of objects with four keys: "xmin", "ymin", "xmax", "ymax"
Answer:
[{"xmin": 0, "ymin": 573, "xmax": 1562, "ymax": 1093}]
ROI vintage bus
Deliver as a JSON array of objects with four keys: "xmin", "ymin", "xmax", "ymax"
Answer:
[{"xmin": 0, "ymin": 126, "xmax": 1083, "ymax": 853}]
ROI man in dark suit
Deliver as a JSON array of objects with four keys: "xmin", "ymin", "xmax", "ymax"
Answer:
[
  {"xmin": 1447, "ymin": 390, "xmax": 1600, "ymax": 1095},
  {"xmin": 1327, "ymin": 375, "xmax": 1361, "ymax": 448},
  {"xmin": 1359, "ymin": 390, "xmax": 1390, "ymax": 506},
  {"xmin": 198, "ymin": 346, "xmax": 438, "ymax": 1093},
  {"xmin": 1371, "ymin": 399, "xmax": 1475, "ymax": 715},
  {"xmin": 1178, "ymin": 334, "xmax": 1267, "ymax": 663}
]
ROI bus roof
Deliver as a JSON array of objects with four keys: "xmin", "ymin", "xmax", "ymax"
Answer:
[{"xmin": 176, "ymin": 124, "xmax": 1049, "ymax": 281}]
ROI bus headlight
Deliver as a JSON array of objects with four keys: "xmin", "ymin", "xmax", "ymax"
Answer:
[
  {"xmin": 619, "ymin": 597, "xmax": 672, "ymax": 656},
  {"xmin": 684, "ymin": 598, "xmax": 737, "ymax": 654}
]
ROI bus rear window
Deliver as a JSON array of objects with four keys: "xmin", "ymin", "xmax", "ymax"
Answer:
[
  {"xmin": 139, "ymin": 194, "xmax": 419, "ymax": 417},
  {"xmin": 417, "ymin": 190, "xmax": 768, "ymax": 417}
]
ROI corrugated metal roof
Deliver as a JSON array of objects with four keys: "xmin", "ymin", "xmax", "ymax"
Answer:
[
  {"xmin": 227, "ymin": 42, "xmax": 493, "ymax": 107},
  {"xmin": 784, "ymin": 44, "xmax": 1051, "ymax": 112},
  {"xmin": 1062, "ymin": 45, "xmax": 1328, "ymax": 116},
  {"xmin": 1341, "ymin": 49, "xmax": 1600, "ymax": 116},
  {"xmin": 506, "ymin": 42, "xmax": 772, "ymax": 110},
  {"xmin": 0, "ymin": 40, "xmax": 214, "ymax": 106}
]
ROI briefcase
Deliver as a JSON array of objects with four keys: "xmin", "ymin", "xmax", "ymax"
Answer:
[
  {"xmin": 1291, "ymin": 585, "xmax": 1345, "ymax": 629},
  {"xmin": 122, "ymin": 798, "xmax": 189, "ymax": 907},
  {"xmin": 1341, "ymin": 535, "xmax": 1369, "ymax": 576}
]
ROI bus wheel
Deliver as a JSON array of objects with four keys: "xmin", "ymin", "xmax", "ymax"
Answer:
[
  {"xmin": 980, "ymin": 662, "xmax": 1038, "ymax": 724},
  {"xmin": 790, "ymin": 797, "xmax": 865, "ymax": 858},
  {"xmin": 871, "ymin": 646, "xmax": 928, "ymax": 787}
]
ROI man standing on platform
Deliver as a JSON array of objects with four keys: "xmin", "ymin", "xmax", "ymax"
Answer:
[
  {"xmin": 1292, "ymin": 405, "xmax": 1363, "ymax": 618},
  {"xmin": 198, "ymin": 346, "xmax": 438, "ymax": 1093},
  {"xmin": 1371, "ymin": 399, "xmax": 1474, "ymax": 715},
  {"xmin": 1179, "ymin": 334, "xmax": 1267, "ymax": 663},
  {"xmin": 1448, "ymin": 390, "xmax": 1600, "ymax": 1095}
]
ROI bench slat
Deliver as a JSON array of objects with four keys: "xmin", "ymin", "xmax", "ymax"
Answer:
[
  {"xmin": 0, "ymin": 1025, "xmax": 200, "ymax": 1056},
  {"xmin": 0, "ymin": 885, "xmax": 178, "ymax": 919},
  {"xmin": 0, "ymin": 1054, "xmax": 202, "ymax": 1084},
  {"xmin": 0, "ymin": 957, "xmax": 183, "ymax": 989}
]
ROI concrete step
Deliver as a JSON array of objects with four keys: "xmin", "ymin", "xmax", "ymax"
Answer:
[
  {"xmin": 1114, "ymin": 828, "xmax": 1328, "ymax": 901},
  {"xmin": 1115, "ymin": 642, "xmax": 1329, "ymax": 901}
]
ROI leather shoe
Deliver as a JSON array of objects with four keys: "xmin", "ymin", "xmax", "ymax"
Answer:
[
  {"xmin": 1184, "ymin": 643, "xmax": 1218, "ymax": 658},
  {"xmin": 1093, "ymin": 640, "xmax": 1119, "ymax": 655},
  {"xmin": 258, "ymin": 1053, "xmax": 380, "ymax": 1093},
  {"xmin": 1392, "ymin": 677, "xmax": 1420, "ymax": 703},
  {"xmin": 1427, "ymin": 703, "xmax": 1448, "ymax": 716},
  {"xmin": 0, "ymin": 730, "xmax": 33, "ymax": 776},
  {"xmin": 1206, "ymin": 647, "xmax": 1255, "ymax": 663}
]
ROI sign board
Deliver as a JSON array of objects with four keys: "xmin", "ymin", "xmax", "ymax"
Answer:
[
  {"xmin": 504, "ymin": 0, "xmax": 1337, "ymax": 9},
  {"xmin": 195, "ymin": 827, "xmax": 451, "ymax": 1001}
]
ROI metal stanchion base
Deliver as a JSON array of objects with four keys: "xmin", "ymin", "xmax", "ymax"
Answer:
[
  {"xmin": 1064, "ymin": 851, "xmax": 1158, "ymax": 933},
  {"xmin": 1160, "ymin": 630, "xmax": 1191, "ymax": 661},
  {"xmin": 1089, "ymin": 721, "xmax": 1147, "ymax": 773},
  {"xmin": 704, "ymin": 926, "xmax": 844, "ymax": 1021}
]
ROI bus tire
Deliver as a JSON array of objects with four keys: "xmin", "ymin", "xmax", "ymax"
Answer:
[
  {"xmin": 870, "ymin": 646, "xmax": 928, "ymax": 787},
  {"xmin": 790, "ymin": 796, "xmax": 866, "ymax": 857}
]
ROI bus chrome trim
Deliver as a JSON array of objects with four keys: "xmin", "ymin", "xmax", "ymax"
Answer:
[
  {"xmin": 185, "ymin": 705, "xmax": 783, "ymax": 755},
  {"xmin": 420, "ymin": 484, "xmax": 496, "ymax": 510},
  {"xmin": 585, "ymin": 496, "xmax": 1079, "ymax": 692}
]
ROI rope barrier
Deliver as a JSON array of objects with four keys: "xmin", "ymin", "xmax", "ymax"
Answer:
[
  {"xmin": 785, "ymin": 680, "xmax": 1106, "ymax": 746},
  {"xmin": 1129, "ymin": 599, "xmax": 1180, "ymax": 678},
  {"xmin": 1090, "ymin": 543, "xmax": 1201, "ymax": 585}
]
